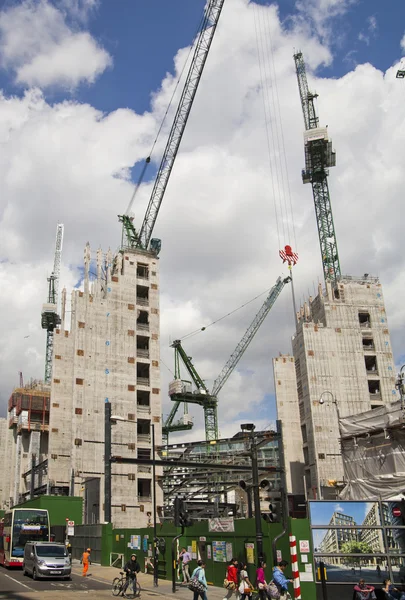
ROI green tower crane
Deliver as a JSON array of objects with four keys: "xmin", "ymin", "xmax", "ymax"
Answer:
[
  {"xmin": 163, "ymin": 275, "xmax": 291, "ymax": 444},
  {"xmin": 293, "ymin": 51, "xmax": 341, "ymax": 285},
  {"xmin": 119, "ymin": 0, "xmax": 225, "ymax": 253}
]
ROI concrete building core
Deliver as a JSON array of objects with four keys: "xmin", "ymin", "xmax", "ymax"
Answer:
[
  {"xmin": 275, "ymin": 275, "xmax": 398, "ymax": 500},
  {"xmin": 46, "ymin": 244, "xmax": 163, "ymax": 527}
]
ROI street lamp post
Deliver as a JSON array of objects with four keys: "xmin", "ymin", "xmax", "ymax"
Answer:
[
  {"xmin": 104, "ymin": 403, "xmax": 158, "ymax": 587},
  {"xmin": 241, "ymin": 423, "xmax": 264, "ymax": 565}
]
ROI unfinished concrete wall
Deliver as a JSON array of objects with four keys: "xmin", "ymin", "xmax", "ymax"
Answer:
[
  {"xmin": 0, "ymin": 418, "xmax": 8, "ymax": 508},
  {"xmin": 48, "ymin": 246, "xmax": 163, "ymax": 528},
  {"xmin": 273, "ymin": 355, "xmax": 305, "ymax": 495},
  {"xmin": 275, "ymin": 276, "xmax": 398, "ymax": 500}
]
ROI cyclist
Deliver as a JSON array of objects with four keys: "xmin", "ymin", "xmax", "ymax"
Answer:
[{"xmin": 122, "ymin": 554, "xmax": 141, "ymax": 597}]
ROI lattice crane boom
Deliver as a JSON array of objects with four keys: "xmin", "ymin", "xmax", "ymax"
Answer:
[
  {"xmin": 120, "ymin": 0, "xmax": 226, "ymax": 252},
  {"xmin": 293, "ymin": 51, "xmax": 341, "ymax": 285},
  {"xmin": 211, "ymin": 276, "xmax": 290, "ymax": 396}
]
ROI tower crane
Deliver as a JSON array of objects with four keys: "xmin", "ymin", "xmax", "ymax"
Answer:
[
  {"xmin": 119, "ymin": 0, "xmax": 225, "ymax": 253},
  {"xmin": 293, "ymin": 51, "xmax": 341, "ymax": 286},
  {"xmin": 41, "ymin": 223, "xmax": 64, "ymax": 384},
  {"xmin": 163, "ymin": 275, "xmax": 291, "ymax": 444}
]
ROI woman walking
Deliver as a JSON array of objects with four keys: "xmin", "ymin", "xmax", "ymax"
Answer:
[
  {"xmin": 223, "ymin": 558, "xmax": 240, "ymax": 600},
  {"xmin": 238, "ymin": 563, "xmax": 253, "ymax": 599},
  {"xmin": 190, "ymin": 560, "xmax": 208, "ymax": 600},
  {"xmin": 256, "ymin": 561, "xmax": 267, "ymax": 600}
]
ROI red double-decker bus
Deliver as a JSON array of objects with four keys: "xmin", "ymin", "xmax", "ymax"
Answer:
[{"xmin": 0, "ymin": 508, "xmax": 50, "ymax": 567}]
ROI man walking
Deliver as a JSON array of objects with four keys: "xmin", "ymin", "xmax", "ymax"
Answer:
[
  {"xmin": 81, "ymin": 548, "xmax": 91, "ymax": 577},
  {"xmin": 179, "ymin": 547, "xmax": 192, "ymax": 583}
]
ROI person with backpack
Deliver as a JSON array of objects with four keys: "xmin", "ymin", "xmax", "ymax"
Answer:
[
  {"xmin": 270, "ymin": 560, "xmax": 293, "ymax": 600},
  {"xmin": 190, "ymin": 560, "xmax": 208, "ymax": 600}
]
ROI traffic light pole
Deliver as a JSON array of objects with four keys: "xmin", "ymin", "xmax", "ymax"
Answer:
[
  {"xmin": 171, "ymin": 526, "xmax": 184, "ymax": 594},
  {"xmin": 249, "ymin": 429, "xmax": 264, "ymax": 566},
  {"xmin": 272, "ymin": 420, "xmax": 288, "ymax": 565}
]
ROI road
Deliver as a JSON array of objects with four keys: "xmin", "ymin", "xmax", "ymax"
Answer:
[{"xmin": 0, "ymin": 565, "xmax": 113, "ymax": 599}]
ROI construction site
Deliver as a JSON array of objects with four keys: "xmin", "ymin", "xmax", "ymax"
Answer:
[{"xmin": 0, "ymin": 0, "xmax": 402, "ymax": 532}]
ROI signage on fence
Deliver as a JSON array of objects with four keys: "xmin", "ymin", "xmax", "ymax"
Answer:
[
  {"xmin": 67, "ymin": 521, "xmax": 74, "ymax": 536},
  {"xmin": 208, "ymin": 517, "xmax": 234, "ymax": 533},
  {"xmin": 299, "ymin": 540, "xmax": 310, "ymax": 553}
]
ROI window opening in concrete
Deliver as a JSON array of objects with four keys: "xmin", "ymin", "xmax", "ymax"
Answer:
[
  {"xmin": 136, "ymin": 285, "xmax": 149, "ymax": 306},
  {"xmin": 301, "ymin": 424, "xmax": 307, "ymax": 444},
  {"xmin": 137, "ymin": 448, "xmax": 151, "ymax": 460},
  {"xmin": 137, "ymin": 310, "xmax": 149, "ymax": 331},
  {"xmin": 137, "ymin": 263, "xmax": 149, "ymax": 280},
  {"xmin": 138, "ymin": 478, "xmax": 151, "ymax": 500},
  {"xmin": 137, "ymin": 390, "xmax": 150, "ymax": 408},
  {"xmin": 136, "ymin": 336, "xmax": 149, "ymax": 359},
  {"xmin": 137, "ymin": 362, "xmax": 150, "ymax": 386},
  {"xmin": 303, "ymin": 447, "xmax": 309, "ymax": 465},
  {"xmin": 137, "ymin": 419, "xmax": 150, "ymax": 437},
  {"xmin": 365, "ymin": 355, "xmax": 378, "ymax": 374},
  {"xmin": 359, "ymin": 312, "xmax": 371, "ymax": 327},
  {"xmin": 368, "ymin": 380, "xmax": 381, "ymax": 397},
  {"xmin": 333, "ymin": 288, "xmax": 340, "ymax": 299},
  {"xmin": 362, "ymin": 337, "xmax": 375, "ymax": 350}
]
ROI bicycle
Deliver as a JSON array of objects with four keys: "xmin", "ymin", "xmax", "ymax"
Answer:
[{"xmin": 111, "ymin": 571, "xmax": 141, "ymax": 598}]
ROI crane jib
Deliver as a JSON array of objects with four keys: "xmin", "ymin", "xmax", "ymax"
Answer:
[{"xmin": 134, "ymin": 0, "xmax": 226, "ymax": 251}]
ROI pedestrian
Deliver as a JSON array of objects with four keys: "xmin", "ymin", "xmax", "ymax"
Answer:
[
  {"xmin": 238, "ymin": 563, "xmax": 253, "ymax": 599},
  {"xmin": 81, "ymin": 547, "xmax": 91, "ymax": 577},
  {"xmin": 382, "ymin": 578, "xmax": 405, "ymax": 600},
  {"xmin": 353, "ymin": 578, "xmax": 376, "ymax": 600},
  {"xmin": 256, "ymin": 561, "xmax": 267, "ymax": 600},
  {"xmin": 271, "ymin": 560, "xmax": 293, "ymax": 600},
  {"xmin": 190, "ymin": 559, "xmax": 208, "ymax": 600},
  {"xmin": 223, "ymin": 558, "xmax": 240, "ymax": 600},
  {"xmin": 180, "ymin": 546, "xmax": 192, "ymax": 583},
  {"xmin": 377, "ymin": 565, "xmax": 381, "ymax": 578},
  {"xmin": 122, "ymin": 554, "xmax": 141, "ymax": 597}
]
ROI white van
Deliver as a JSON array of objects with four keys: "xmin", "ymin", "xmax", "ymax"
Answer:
[{"xmin": 23, "ymin": 542, "xmax": 71, "ymax": 580}]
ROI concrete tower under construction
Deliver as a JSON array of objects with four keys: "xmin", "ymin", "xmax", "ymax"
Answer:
[
  {"xmin": 45, "ymin": 244, "xmax": 163, "ymax": 527},
  {"xmin": 274, "ymin": 276, "xmax": 398, "ymax": 500}
]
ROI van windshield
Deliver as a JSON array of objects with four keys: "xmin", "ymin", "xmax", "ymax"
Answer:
[{"xmin": 36, "ymin": 546, "xmax": 67, "ymax": 557}]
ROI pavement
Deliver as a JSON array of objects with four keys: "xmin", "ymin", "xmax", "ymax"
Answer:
[{"xmin": 0, "ymin": 559, "xmax": 231, "ymax": 599}]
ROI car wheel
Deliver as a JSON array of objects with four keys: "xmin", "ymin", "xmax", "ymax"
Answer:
[{"xmin": 32, "ymin": 568, "xmax": 37, "ymax": 580}]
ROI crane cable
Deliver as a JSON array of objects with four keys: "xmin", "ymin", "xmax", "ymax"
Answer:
[
  {"xmin": 252, "ymin": 2, "xmax": 298, "ymax": 253},
  {"xmin": 179, "ymin": 284, "xmax": 278, "ymax": 342},
  {"xmin": 125, "ymin": 10, "xmax": 207, "ymax": 216}
]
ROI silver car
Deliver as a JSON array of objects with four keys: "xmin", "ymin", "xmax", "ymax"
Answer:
[{"xmin": 23, "ymin": 542, "xmax": 71, "ymax": 580}]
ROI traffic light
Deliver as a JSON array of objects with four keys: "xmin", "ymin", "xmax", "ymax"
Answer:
[
  {"xmin": 262, "ymin": 500, "xmax": 281, "ymax": 523},
  {"xmin": 259, "ymin": 479, "xmax": 272, "ymax": 491},
  {"xmin": 174, "ymin": 496, "xmax": 193, "ymax": 528}
]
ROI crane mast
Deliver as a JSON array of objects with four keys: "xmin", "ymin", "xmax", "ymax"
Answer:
[
  {"xmin": 293, "ymin": 51, "xmax": 341, "ymax": 285},
  {"xmin": 41, "ymin": 224, "xmax": 64, "ymax": 384},
  {"xmin": 120, "ymin": 0, "xmax": 226, "ymax": 252}
]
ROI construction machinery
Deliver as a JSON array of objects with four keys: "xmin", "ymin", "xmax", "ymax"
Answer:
[
  {"xmin": 293, "ymin": 51, "xmax": 341, "ymax": 286},
  {"xmin": 163, "ymin": 275, "xmax": 291, "ymax": 444},
  {"xmin": 41, "ymin": 224, "xmax": 64, "ymax": 384},
  {"xmin": 119, "ymin": 0, "xmax": 225, "ymax": 253}
]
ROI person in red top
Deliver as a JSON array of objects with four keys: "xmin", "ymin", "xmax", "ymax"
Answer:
[{"xmin": 223, "ymin": 558, "xmax": 240, "ymax": 600}]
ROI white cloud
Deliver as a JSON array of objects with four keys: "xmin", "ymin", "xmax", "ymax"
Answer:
[
  {"xmin": 295, "ymin": 0, "xmax": 358, "ymax": 40},
  {"xmin": 0, "ymin": 0, "xmax": 111, "ymax": 89},
  {"xmin": 0, "ymin": 0, "xmax": 404, "ymax": 442}
]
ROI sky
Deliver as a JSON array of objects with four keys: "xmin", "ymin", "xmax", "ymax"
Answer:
[{"xmin": 0, "ymin": 0, "xmax": 404, "ymax": 442}]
